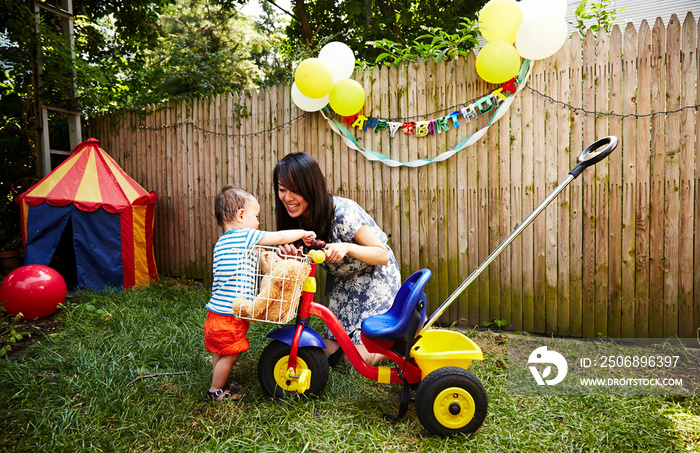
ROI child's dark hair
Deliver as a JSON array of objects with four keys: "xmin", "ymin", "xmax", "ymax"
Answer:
[{"xmin": 215, "ymin": 185, "xmax": 254, "ymax": 228}]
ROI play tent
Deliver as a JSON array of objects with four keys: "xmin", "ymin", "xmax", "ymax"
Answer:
[{"xmin": 18, "ymin": 138, "xmax": 157, "ymax": 290}]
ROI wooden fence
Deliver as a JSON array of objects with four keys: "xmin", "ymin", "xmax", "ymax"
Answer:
[{"xmin": 89, "ymin": 14, "xmax": 700, "ymax": 339}]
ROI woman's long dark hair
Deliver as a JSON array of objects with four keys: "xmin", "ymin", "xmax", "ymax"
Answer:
[{"xmin": 273, "ymin": 152, "xmax": 334, "ymax": 241}]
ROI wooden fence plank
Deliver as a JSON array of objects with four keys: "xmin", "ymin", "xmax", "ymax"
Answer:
[
  {"xmin": 435, "ymin": 59, "xmax": 450, "ymax": 321},
  {"xmin": 399, "ymin": 59, "xmax": 410, "ymax": 283},
  {"xmin": 664, "ymin": 15, "xmax": 681, "ymax": 337},
  {"xmin": 569, "ymin": 35, "xmax": 584, "ymax": 337},
  {"xmin": 521, "ymin": 65, "xmax": 535, "ymax": 333},
  {"xmin": 408, "ymin": 61, "xmax": 420, "ymax": 285},
  {"xmin": 154, "ymin": 105, "xmax": 166, "ymax": 276},
  {"xmin": 172, "ymin": 102, "xmax": 179, "ymax": 275},
  {"xmin": 635, "ymin": 20, "xmax": 652, "ymax": 338},
  {"xmin": 193, "ymin": 98, "xmax": 204, "ymax": 275},
  {"xmin": 446, "ymin": 59, "xmax": 460, "ymax": 323},
  {"xmin": 509, "ymin": 78, "xmax": 523, "ymax": 331},
  {"xmin": 465, "ymin": 53, "xmax": 479, "ymax": 324},
  {"xmin": 608, "ymin": 25, "xmax": 623, "ymax": 338},
  {"xmin": 380, "ymin": 65, "xmax": 393, "ymax": 296},
  {"xmin": 649, "ymin": 18, "xmax": 667, "ymax": 338},
  {"xmin": 532, "ymin": 58, "xmax": 546, "ymax": 334},
  {"xmin": 678, "ymin": 12, "xmax": 696, "ymax": 338},
  {"xmin": 425, "ymin": 58, "xmax": 441, "ymax": 315},
  {"xmin": 488, "ymin": 90, "xmax": 500, "ymax": 323},
  {"xmin": 594, "ymin": 29, "xmax": 610, "ymax": 337},
  {"xmin": 477, "ymin": 71, "xmax": 490, "ymax": 326},
  {"xmin": 499, "ymin": 82, "xmax": 512, "ymax": 329},
  {"xmin": 455, "ymin": 57, "xmax": 469, "ymax": 324},
  {"xmin": 621, "ymin": 22, "xmax": 638, "ymax": 338},
  {"xmin": 556, "ymin": 43, "xmax": 571, "ymax": 336},
  {"xmin": 544, "ymin": 49, "xmax": 559, "ymax": 334},
  {"xmin": 695, "ymin": 14, "xmax": 700, "ymax": 337},
  {"xmin": 415, "ymin": 59, "xmax": 431, "ymax": 311},
  {"xmin": 368, "ymin": 66, "xmax": 380, "ymax": 229},
  {"xmin": 388, "ymin": 63, "xmax": 400, "ymax": 275},
  {"xmin": 582, "ymin": 29, "xmax": 597, "ymax": 338}
]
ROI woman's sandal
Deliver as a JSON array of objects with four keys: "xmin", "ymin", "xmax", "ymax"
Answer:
[
  {"xmin": 327, "ymin": 349, "xmax": 346, "ymax": 367},
  {"xmin": 206, "ymin": 388, "xmax": 243, "ymax": 402}
]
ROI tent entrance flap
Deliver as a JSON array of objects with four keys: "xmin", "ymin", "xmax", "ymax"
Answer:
[
  {"xmin": 72, "ymin": 207, "xmax": 123, "ymax": 290},
  {"xmin": 24, "ymin": 202, "xmax": 71, "ymax": 267},
  {"xmin": 50, "ymin": 217, "xmax": 77, "ymax": 289}
]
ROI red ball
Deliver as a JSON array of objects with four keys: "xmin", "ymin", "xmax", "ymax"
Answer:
[{"xmin": 0, "ymin": 265, "xmax": 67, "ymax": 319}]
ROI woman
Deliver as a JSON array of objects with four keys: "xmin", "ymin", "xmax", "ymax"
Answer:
[{"xmin": 274, "ymin": 152, "xmax": 401, "ymax": 366}]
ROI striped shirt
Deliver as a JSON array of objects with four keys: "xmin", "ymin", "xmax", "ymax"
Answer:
[{"xmin": 205, "ymin": 228, "xmax": 266, "ymax": 315}]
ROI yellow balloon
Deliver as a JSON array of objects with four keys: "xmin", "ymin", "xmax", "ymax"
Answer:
[
  {"xmin": 329, "ymin": 79, "xmax": 365, "ymax": 117},
  {"xmin": 478, "ymin": 0, "xmax": 524, "ymax": 44},
  {"xmin": 295, "ymin": 58, "xmax": 334, "ymax": 99},
  {"xmin": 475, "ymin": 41, "xmax": 521, "ymax": 84}
]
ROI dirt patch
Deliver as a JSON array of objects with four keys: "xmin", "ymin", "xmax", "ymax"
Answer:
[
  {"xmin": 1, "ymin": 308, "xmax": 63, "ymax": 361},
  {"xmin": 160, "ymin": 276, "xmax": 205, "ymax": 289}
]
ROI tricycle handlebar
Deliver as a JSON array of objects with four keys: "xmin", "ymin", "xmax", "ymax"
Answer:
[{"xmin": 569, "ymin": 136, "xmax": 618, "ymax": 178}]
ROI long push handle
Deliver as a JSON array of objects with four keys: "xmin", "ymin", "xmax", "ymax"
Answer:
[
  {"xmin": 420, "ymin": 136, "xmax": 619, "ymax": 334},
  {"xmin": 569, "ymin": 136, "xmax": 618, "ymax": 178}
]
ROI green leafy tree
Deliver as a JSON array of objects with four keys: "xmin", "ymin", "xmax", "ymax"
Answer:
[
  {"xmin": 367, "ymin": 20, "xmax": 480, "ymax": 66},
  {"xmin": 250, "ymin": 0, "xmax": 294, "ymax": 86},
  {"xmin": 73, "ymin": 0, "xmax": 276, "ymax": 113},
  {"xmin": 286, "ymin": 0, "xmax": 487, "ymax": 63},
  {"xmin": 573, "ymin": 0, "xmax": 628, "ymax": 37},
  {"xmin": 132, "ymin": 0, "xmax": 269, "ymax": 104}
]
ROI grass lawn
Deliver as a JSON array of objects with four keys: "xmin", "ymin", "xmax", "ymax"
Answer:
[{"xmin": 1, "ymin": 280, "xmax": 698, "ymax": 452}]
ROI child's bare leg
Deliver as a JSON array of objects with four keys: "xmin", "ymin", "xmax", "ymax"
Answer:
[
  {"xmin": 210, "ymin": 352, "xmax": 241, "ymax": 392},
  {"xmin": 356, "ymin": 343, "xmax": 388, "ymax": 366},
  {"xmin": 324, "ymin": 339, "xmax": 340, "ymax": 356},
  {"xmin": 326, "ymin": 340, "xmax": 387, "ymax": 366}
]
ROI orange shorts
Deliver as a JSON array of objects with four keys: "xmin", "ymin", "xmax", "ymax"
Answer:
[{"xmin": 203, "ymin": 311, "xmax": 250, "ymax": 356}]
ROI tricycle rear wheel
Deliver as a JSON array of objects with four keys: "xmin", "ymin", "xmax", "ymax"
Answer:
[
  {"xmin": 415, "ymin": 367, "xmax": 487, "ymax": 436},
  {"xmin": 258, "ymin": 340, "xmax": 329, "ymax": 399}
]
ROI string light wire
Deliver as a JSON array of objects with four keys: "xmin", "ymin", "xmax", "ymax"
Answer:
[{"xmin": 136, "ymin": 82, "xmax": 700, "ymax": 137}]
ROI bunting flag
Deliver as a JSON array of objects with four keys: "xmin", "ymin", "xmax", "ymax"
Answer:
[{"xmin": 320, "ymin": 59, "xmax": 532, "ymax": 168}]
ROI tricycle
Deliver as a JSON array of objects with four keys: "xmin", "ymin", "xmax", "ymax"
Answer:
[{"xmin": 250, "ymin": 137, "xmax": 617, "ymax": 436}]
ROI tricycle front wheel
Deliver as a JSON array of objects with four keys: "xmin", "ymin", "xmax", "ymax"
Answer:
[
  {"xmin": 258, "ymin": 340, "xmax": 329, "ymax": 399},
  {"xmin": 415, "ymin": 367, "xmax": 488, "ymax": 436}
]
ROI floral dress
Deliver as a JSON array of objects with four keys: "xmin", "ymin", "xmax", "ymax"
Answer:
[{"xmin": 321, "ymin": 196, "xmax": 401, "ymax": 344}]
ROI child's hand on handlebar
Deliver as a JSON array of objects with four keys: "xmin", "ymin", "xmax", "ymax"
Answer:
[
  {"xmin": 302, "ymin": 231, "xmax": 316, "ymax": 246},
  {"xmin": 277, "ymin": 243, "xmax": 302, "ymax": 258}
]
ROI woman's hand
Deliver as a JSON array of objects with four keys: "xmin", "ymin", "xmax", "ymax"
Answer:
[
  {"xmin": 324, "ymin": 225, "xmax": 390, "ymax": 265},
  {"xmin": 324, "ymin": 243, "xmax": 350, "ymax": 264}
]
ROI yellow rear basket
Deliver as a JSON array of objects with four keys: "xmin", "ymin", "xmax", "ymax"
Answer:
[{"xmin": 411, "ymin": 330, "xmax": 483, "ymax": 379}]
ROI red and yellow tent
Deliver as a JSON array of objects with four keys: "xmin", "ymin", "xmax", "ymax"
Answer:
[{"xmin": 18, "ymin": 138, "xmax": 157, "ymax": 290}]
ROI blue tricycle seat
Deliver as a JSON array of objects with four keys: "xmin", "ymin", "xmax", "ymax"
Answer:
[{"xmin": 361, "ymin": 269, "xmax": 431, "ymax": 342}]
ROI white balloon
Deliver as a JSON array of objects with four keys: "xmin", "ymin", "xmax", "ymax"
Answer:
[
  {"xmin": 515, "ymin": 13, "xmax": 567, "ymax": 60},
  {"xmin": 291, "ymin": 83, "xmax": 328, "ymax": 112},
  {"xmin": 518, "ymin": 0, "xmax": 566, "ymax": 19},
  {"xmin": 318, "ymin": 41, "xmax": 356, "ymax": 83}
]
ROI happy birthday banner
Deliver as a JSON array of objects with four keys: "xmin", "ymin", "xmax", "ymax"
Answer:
[
  {"xmin": 320, "ymin": 59, "xmax": 532, "ymax": 168},
  {"xmin": 337, "ymin": 77, "xmax": 520, "ymax": 139}
]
